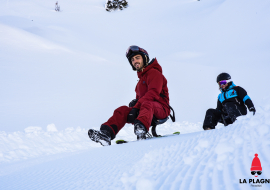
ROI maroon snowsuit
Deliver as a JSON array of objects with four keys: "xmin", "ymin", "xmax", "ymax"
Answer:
[{"xmin": 102, "ymin": 58, "xmax": 170, "ymax": 139}]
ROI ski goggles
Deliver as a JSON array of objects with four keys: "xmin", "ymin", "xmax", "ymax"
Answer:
[
  {"xmin": 218, "ymin": 80, "xmax": 230, "ymax": 86},
  {"xmin": 126, "ymin": 45, "xmax": 148, "ymax": 58},
  {"xmin": 251, "ymin": 171, "xmax": 262, "ymax": 175}
]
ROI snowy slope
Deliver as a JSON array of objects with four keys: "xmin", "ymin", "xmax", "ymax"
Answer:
[
  {"xmin": 1, "ymin": 0, "xmax": 270, "ymax": 131},
  {"xmin": 1, "ymin": 0, "xmax": 270, "ymax": 189},
  {"xmin": 1, "ymin": 105, "xmax": 270, "ymax": 189},
  {"xmin": 0, "ymin": 121, "xmax": 203, "ymax": 163}
]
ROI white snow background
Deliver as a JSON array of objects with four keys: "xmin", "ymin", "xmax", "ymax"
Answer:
[{"xmin": 1, "ymin": 0, "xmax": 270, "ymax": 189}]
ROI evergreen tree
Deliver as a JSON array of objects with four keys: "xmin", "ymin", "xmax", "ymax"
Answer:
[
  {"xmin": 105, "ymin": 0, "xmax": 128, "ymax": 12},
  {"xmin": 105, "ymin": 0, "xmax": 113, "ymax": 12},
  {"xmin": 119, "ymin": 0, "xmax": 123, "ymax": 10},
  {"xmin": 113, "ymin": 0, "xmax": 119, "ymax": 10},
  {"xmin": 121, "ymin": 0, "xmax": 128, "ymax": 8}
]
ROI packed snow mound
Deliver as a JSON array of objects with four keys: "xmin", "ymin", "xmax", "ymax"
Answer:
[
  {"xmin": 0, "ymin": 125, "xmax": 100, "ymax": 163},
  {"xmin": 120, "ymin": 107, "xmax": 270, "ymax": 190},
  {"xmin": 0, "ymin": 121, "xmax": 204, "ymax": 163},
  {"xmin": 1, "ymin": 104, "xmax": 269, "ymax": 190}
]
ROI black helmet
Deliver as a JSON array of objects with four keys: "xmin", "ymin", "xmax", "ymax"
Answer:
[
  {"xmin": 216, "ymin": 73, "xmax": 231, "ymax": 83},
  {"xmin": 126, "ymin": 45, "xmax": 149, "ymax": 70}
]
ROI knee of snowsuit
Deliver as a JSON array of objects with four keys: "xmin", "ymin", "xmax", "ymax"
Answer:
[
  {"xmin": 203, "ymin": 102, "xmax": 247, "ymax": 129},
  {"xmin": 136, "ymin": 101, "xmax": 168, "ymax": 131},
  {"xmin": 203, "ymin": 109, "xmax": 222, "ymax": 130},
  {"xmin": 101, "ymin": 101, "xmax": 168, "ymax": 138}
]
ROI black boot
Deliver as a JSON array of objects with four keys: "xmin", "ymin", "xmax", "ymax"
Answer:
[
  {"xmin": 88, "ymin": 129, "xmax": 111, "ymax": 146},
  {"xmin": 134, "ymin": 120, "xmax": 147, "ymax": 140}
]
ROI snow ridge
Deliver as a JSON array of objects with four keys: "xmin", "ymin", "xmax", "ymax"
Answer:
[
  {"xmin": 120, "ymin": 107, "xmax": 270, "ymax": 190},
  {"xmin": 0, "ymin": 121, "xmax": 203, "ymax": 163},
  {"xmin": 0, "ymin": 125, "xmax": 99, "ymax": 163}
]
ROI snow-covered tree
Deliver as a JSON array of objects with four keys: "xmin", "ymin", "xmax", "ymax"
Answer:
[
  {"xmin": 113, "ymin": 0, "xmax": 119, "ymax": 10},
  {"xmin": 105, "ymin": 0, "xmax": 128, "ymax": 12},
  {"xmin": 105, "ymin": 0, "xmax": 113, "ymax": 11},
  {"xmin": 121, "ymin": 0, "xmax": 128, "ymax": 8}
]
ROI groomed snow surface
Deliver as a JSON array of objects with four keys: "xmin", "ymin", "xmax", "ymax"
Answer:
[
  {"xmin": 1, "ymin": 103, "xmax": 270, "ymax": 190},
  {"xmin": 1, "ymin": 0, "xmax": 270, "ymax": 189}
]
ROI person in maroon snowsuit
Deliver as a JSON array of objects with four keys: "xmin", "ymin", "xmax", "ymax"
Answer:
[{"xmin": 88, "ymin": 45, "xmax": 170, "ymax": 146}]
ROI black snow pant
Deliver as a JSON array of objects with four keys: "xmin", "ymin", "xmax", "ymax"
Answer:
[{"xmin": 202, "ymin": 102, "xmax": 247, "ymax": 130}]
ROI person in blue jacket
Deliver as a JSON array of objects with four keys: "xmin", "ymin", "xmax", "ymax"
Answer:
[{"xmin": 203, "ymin": 73, "xmax": 256, "ymax": 130}]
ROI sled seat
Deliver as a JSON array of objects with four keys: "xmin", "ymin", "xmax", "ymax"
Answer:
[{"xmin": 150, "ymin": 116, "xmax": 170, "ymax": 137}]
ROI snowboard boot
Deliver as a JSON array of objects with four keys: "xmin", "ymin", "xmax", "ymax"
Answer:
[
  {"xmin": 134, "ymin": 120, "xmax": 147, "ymax": 140},
  {"xmin": 88, "ymin": 129, "xmax": 111, "ymax": 146}
]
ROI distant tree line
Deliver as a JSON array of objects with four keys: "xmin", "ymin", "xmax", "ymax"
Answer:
[
  {"xmin": 106, "ymin": 0, "xmax": 128, "ymax": 12},
  {"xmin": 54, "ymin": 1, "xmax": 128, "ymax": 13}
]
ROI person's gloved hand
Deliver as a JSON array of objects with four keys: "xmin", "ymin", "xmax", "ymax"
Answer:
[
  {"xmin": 129, "ymin": 99, "xmax": 138, "ymax": 107},
  {"xmin": 127, "ymin": 108, "xmax": 139, "ymax": 123},
  {"xmin": 249, "ymin": 107, "xmax": 256, "ymax": 115}
]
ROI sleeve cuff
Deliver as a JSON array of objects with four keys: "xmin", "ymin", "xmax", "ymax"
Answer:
[{"xmin": 243, "ymin": 95, "xmax": 250, "ymax": 103}]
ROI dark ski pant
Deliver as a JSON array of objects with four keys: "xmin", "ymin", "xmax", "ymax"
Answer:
[
  {"xmin": 203, "ymin": 102, "xmax": 247, "ymax": 130},
  {"xmin": 101, "ymin": 101, "xmax": 168, "ymax": 139}
]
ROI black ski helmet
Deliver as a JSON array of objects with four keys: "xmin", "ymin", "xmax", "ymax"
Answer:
[
  {"xmin": 126, "ymin": 45, "xmax": 149, "ymax": 71},
  {"xmin": 216, "ymin": 73, "xmax": 231, "ymax": 83}
]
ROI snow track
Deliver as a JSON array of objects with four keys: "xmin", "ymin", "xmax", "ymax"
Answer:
[{"xmin": 1, "ymin": 107, "xmax": 270, "ymax": 190}]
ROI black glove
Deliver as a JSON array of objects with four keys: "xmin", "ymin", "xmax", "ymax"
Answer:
[
  {"xmin": 127, "ymin": 108, "xmax": 139, "ymax": 123},
  {"xmin": 249, "ymin": 107, "xmax": 256, "ymax": 115},
  {"xmin": 129, "ymin": 99, "xmax": 138, "ymax": 107}
]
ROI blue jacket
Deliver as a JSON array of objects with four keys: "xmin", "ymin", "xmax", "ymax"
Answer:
[{"xmin": 217, "ymin": 82, "xmax": 254, "ymax": 113}]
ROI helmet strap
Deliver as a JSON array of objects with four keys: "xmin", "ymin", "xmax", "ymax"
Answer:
[{"xmin": 144, "ymin": 55, "xmax": 149, "ymax": 66}]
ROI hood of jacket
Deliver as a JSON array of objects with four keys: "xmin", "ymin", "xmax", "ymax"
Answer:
[{"xmin": 137, "ymin": 58, "xmax": 162, "ymax": 79}]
